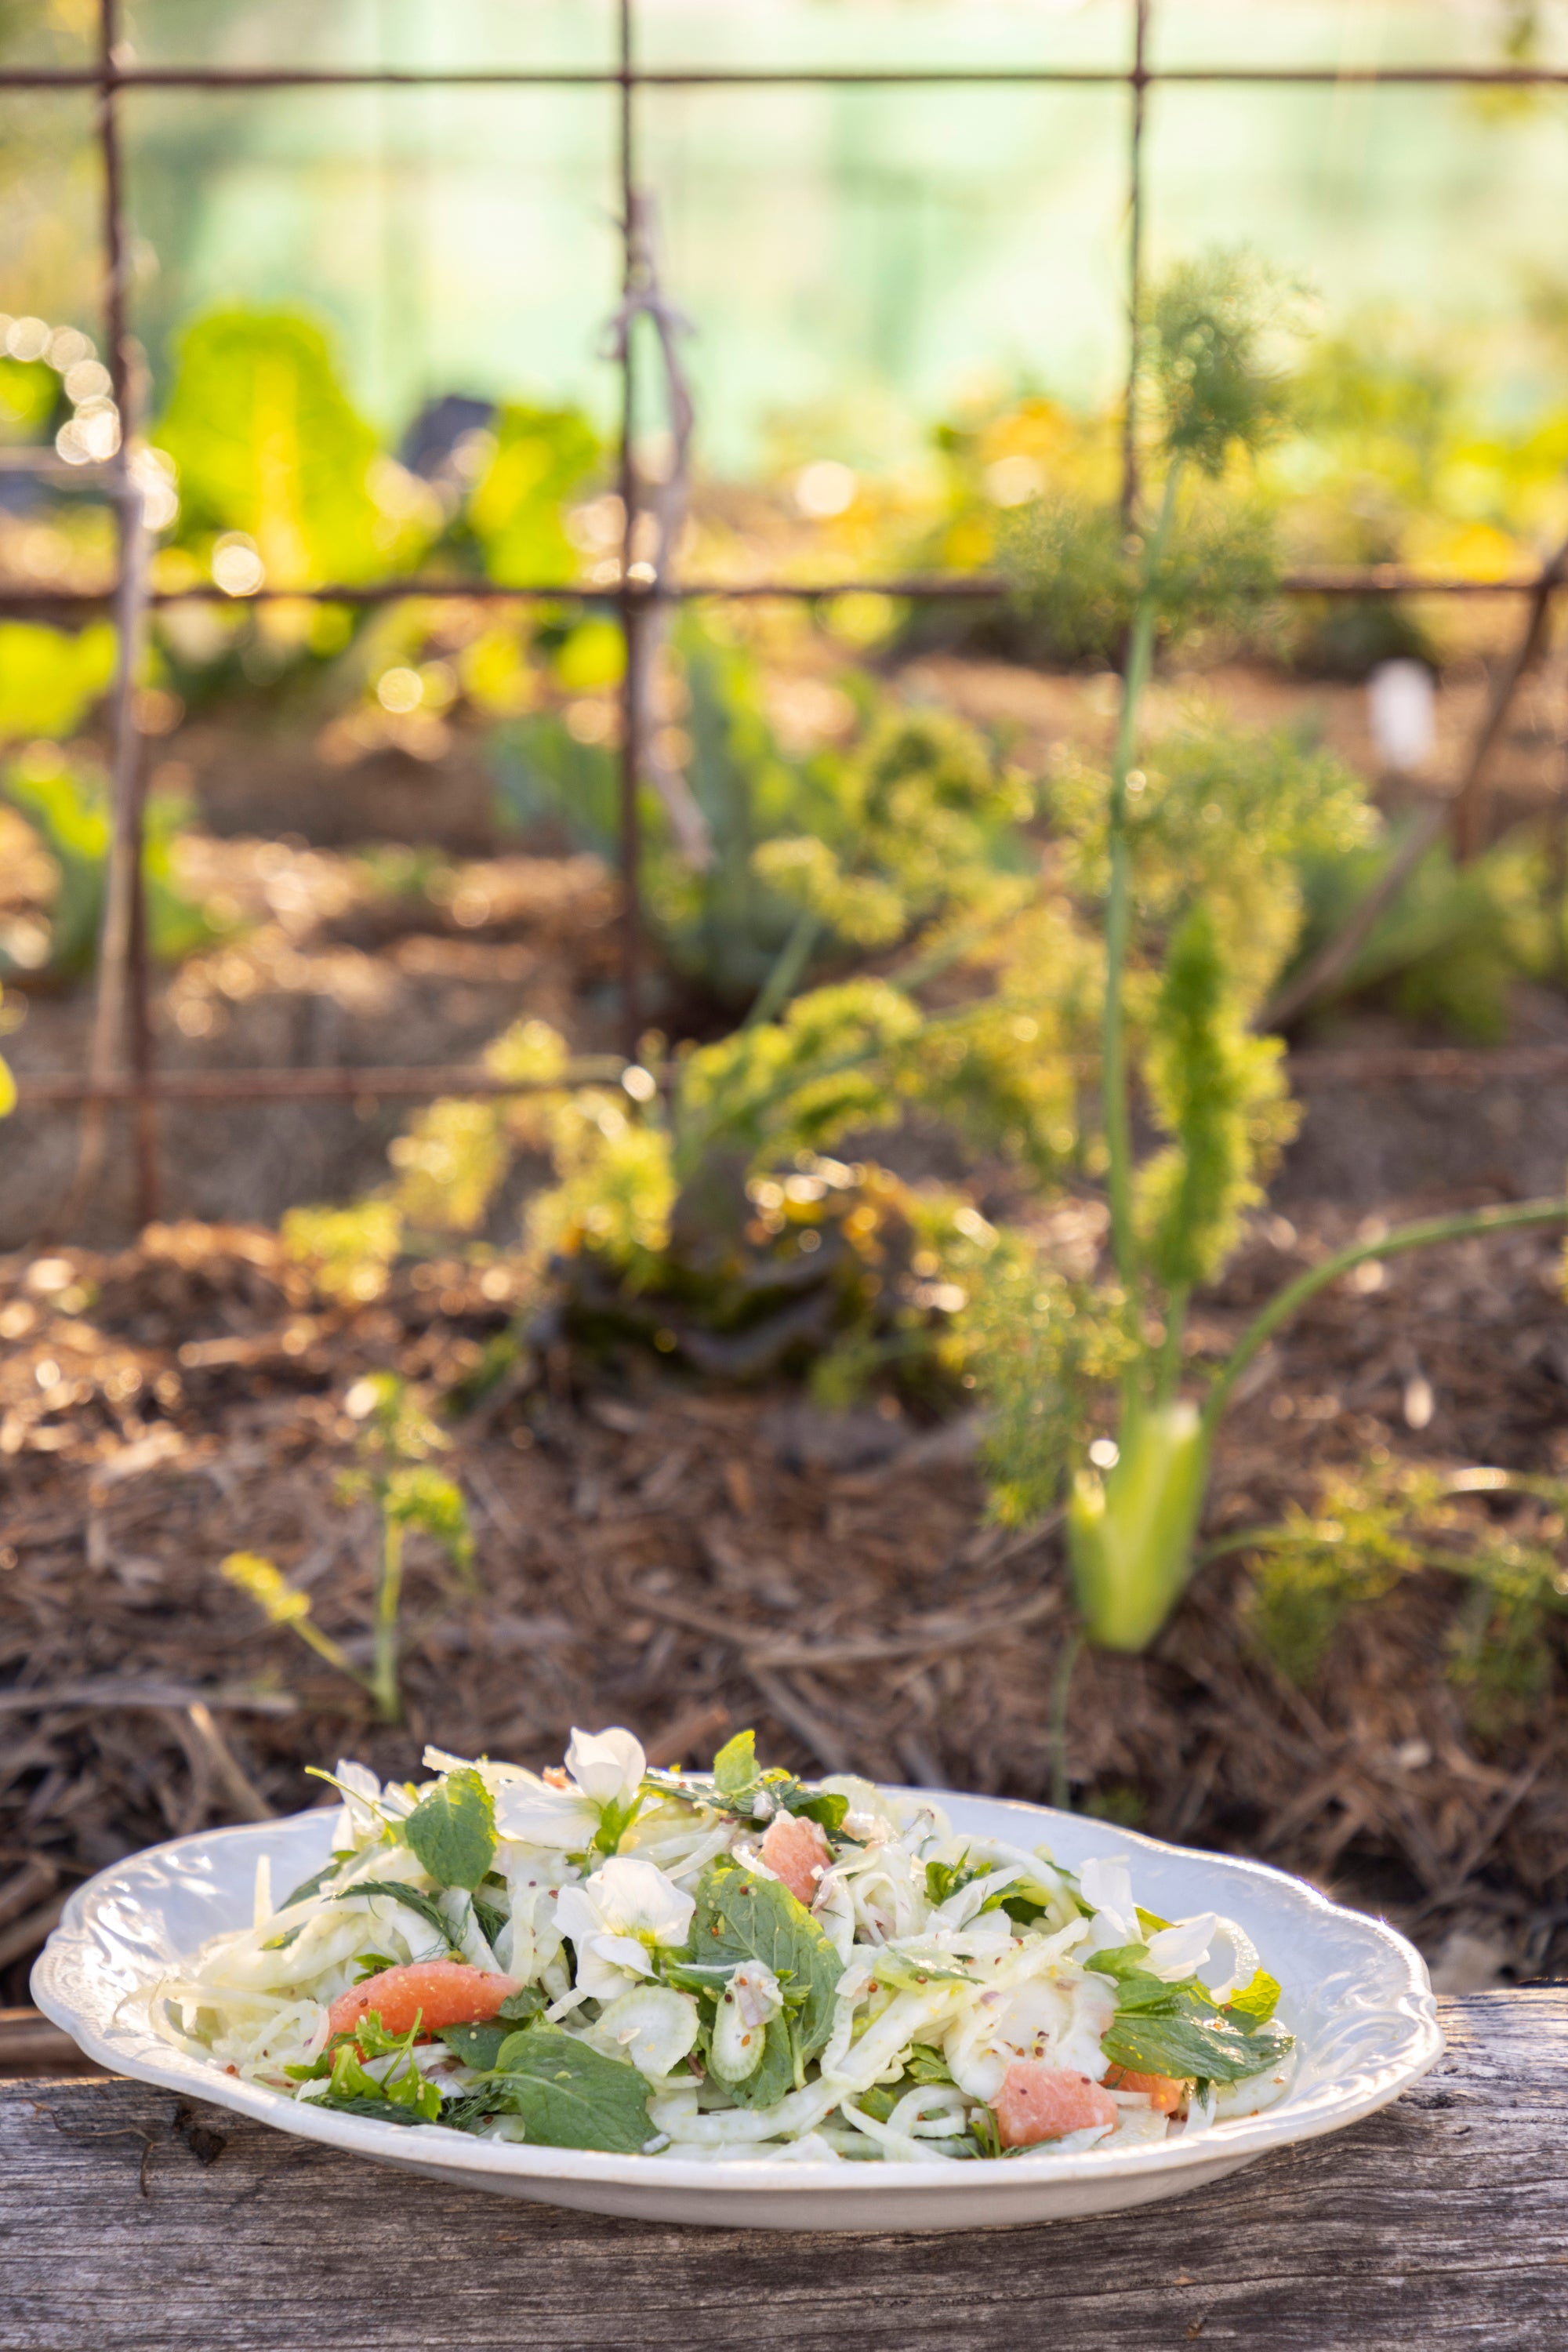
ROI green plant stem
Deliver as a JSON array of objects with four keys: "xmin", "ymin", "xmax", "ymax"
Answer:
[
  {"xmin": 371, "ymin": 1511, "xmax": 405, "ymax": 1725},
  {"xmin": 1156, "ymin": 1286, "xmax": 1190, "ymax": 1404},
  {"xmin": 292, "ymin": 1617, "xmax": 370, "ymax": 1689},
  {"xmin": 1048, "ymin": 1628, "xmax": 1083, "ymax": 1813},
  {"xmin": 1203, "ymin": 1196, "xmax": 1568, "ymax": 1439},
  {"xmin": 746, "ymin": 904, "xmax": 822, "ymax": 1029},
  {"xmin": 1102, "ymin": 459, "xmax": 1183, "ymax": 1288}
]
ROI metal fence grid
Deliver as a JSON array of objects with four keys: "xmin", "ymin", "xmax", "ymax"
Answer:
[{"xmin": 5, "ymin": 0, "xmax": 1568, "ymax": 1225}]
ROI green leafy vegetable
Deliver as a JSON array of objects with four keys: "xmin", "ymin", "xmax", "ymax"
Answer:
[
  {"xmin": 686, "ymin": 1860, "xmax": 843, "ymax": 2060},
  {"xmin": 278, "ymin": 1856, "xmax": 351, "ymax": 1911},
  {"xmin": 473, "ymin": 1896, "xmax": 509, "ymax": 1951},
  {"xmin": 1224, "ymin": 1968, "xmax": 1282, "ymax": 2027},
  {"xmin": 307, "ymin": 2024, "xmax": 442, "ymax": 2122},
  {"xmin": 404, "ymin": 1768, "xmax": 496, "ymax": 1890},
  {"xmin": 712, "ymin": 1730, "xmax": 757, "ymax": 1798},
  {"xmin": 471, "ymin": 2027, "xmax": 652, "ymax": 2154},
  {"xmin": 495, "ymin": 1986, "xmax": 547, "ymax": 2024},
  {"xmin": 438, "ymin": 2021, "xmax": 514, "ymax": 2071},
  {"xmin": 334, "ymin": 1880, "xmax": 456, "ymax": 1946},
  {"xmin": 1101, "ymin": 2009, "xmax": 1290, "ymax": 2086}
]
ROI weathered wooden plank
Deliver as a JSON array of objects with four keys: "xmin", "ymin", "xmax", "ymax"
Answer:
[{"xmin": 2, "ymin": 1991, "xmax": 1565, "ymax": 2351}]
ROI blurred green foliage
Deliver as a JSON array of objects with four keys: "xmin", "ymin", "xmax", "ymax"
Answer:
[
  {"xmin": 0, "ymin": 747, "xmax": 225, "ymax": 980},
  {"xmin": 463, "ymin": 404, "xmax": 600, "ymax": 586},
  {"xmin": 156, "ymin": 311, "xmax": 411, "ymax": 586},
  {"xmin": 1240, "ymin": 1460, "xmax": 1568, "ymax": 1739},
  {"xmin": 0, "ymin": 619, "xmax": 115, "ymax": 741}
]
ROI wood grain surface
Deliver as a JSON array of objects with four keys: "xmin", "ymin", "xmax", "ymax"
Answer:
[{"xmin": 3, "ymin": 1990, "xmax": 1565, "ymax": 2350}]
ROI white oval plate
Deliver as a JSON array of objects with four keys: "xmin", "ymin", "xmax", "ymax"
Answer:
[{"xmin": 32, "ymin": 1791, "xmax": 1440, "ymax": 2232}]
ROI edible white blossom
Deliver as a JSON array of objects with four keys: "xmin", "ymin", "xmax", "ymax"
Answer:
[
  {"xmin": 1078, "ymin": 1856, "xmax": 1138, "ymax": 1941},
  {"xmin": 334, "ymin": 1759, "xmax": 394, "ymax": 1846},
  {"xmin": 492, "ymin": 1726, "xmax": 648, "ymax": 1850},
  {"xmin": 567, "ymin": 1727, "xmax": 646, "ymax": 1808},
  {"xmin": 1077, "ymin": 1855, "xmax": 1214, "ymax": 1980},
  {"xmin": 1141, "ymin": 1913, "xmax": 1218, "ymax": 1982},
  {"xmin": 553, "ymin": 1856, "xmax": 695, "ymax": 1995}
]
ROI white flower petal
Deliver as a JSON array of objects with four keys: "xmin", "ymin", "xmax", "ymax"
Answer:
[
  {"xmin": 1078, "ymin": 1856, "xmax": 1137, "ymax": 1940},
  {"xmin": 591, "ymin": 1856, "xmax": 695, "ymax": 1947},
  {"xmin": 566, "ymin": 1726, "xmax": 647, "ymax": 1809},
  {"xmin": 334, "ymin": 1759, "xmax": 383, "ymax": 1843},
  {"xmin": 492, "ymin": 1781, "xmax": 601, "ymax": 1850},
  {"xmin": 590, "ymin": 1931, "xmax": 655, "ymax": 1978},
  {"xmin": 1143, "ymin": 1913, "xmax": 1218, "ymax": 1982}
]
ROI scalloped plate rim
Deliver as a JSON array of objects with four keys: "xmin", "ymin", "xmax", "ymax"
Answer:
[{"xmin": 32, "ymin": 1787, "xmax": 1443, "ymax": 2228}]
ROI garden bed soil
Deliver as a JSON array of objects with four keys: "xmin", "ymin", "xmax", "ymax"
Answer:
[{"xmin": 3, "ymin": 1195, "xmax": 1566, "ymax": 2007}]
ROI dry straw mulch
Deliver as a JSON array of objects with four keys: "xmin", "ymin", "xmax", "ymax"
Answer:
[{"xmin": 3, "ymin": 1197, "xmax": 1568, "ymax": 1999}]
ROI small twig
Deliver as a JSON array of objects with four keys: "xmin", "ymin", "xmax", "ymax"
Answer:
[
  {"xmin": 0, "ymin": 1895, "xmax": 68, "ymax": 1972},
  {"xmin": 29, "ymin": 2101, "xmax": 160, "ymax": 2197},
  {"xmin": 0, "ymin": 1679, "xmax": 296, "ymax": 1718},
  {"xmin": 743, "ymin": 1667, "xmax": 850, "ymax": 1775}
]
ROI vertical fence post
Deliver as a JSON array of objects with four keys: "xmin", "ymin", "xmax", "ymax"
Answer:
[
  {"xmin": 615, "ymin": 0, "xmax": 643, "ymax": 1058},
  {"xmin": 77, "ymin": 0, "xmax": 159, "ymax": 1229},
  {"xmin": 1120, "ymin": 0, "xmax": 1149, "ymax": 531}
]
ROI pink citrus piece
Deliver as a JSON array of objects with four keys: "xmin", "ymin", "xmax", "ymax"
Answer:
[
  {"xmin": 327, "ymin": 1958, "xmax": 519, "ymax": 2042},
  {"xmin": 991, "ymin": 2060, "xmax": 1119, "ymax": 2148},
  {"xmin": 760, "ymin": 1812, "xmax": 831, "ymax": 1906}
]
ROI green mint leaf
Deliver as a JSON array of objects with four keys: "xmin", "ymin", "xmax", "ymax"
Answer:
[
  {"xmin": 713, "ymin": 1730, "xmax": 758, "ymax": 1797},
  {"xmin": 791, "ymin": 1789, "xmax": 848, "ymax": 1835},
  {"xmin": 1224, "ymin": 1967, "xmax": 1282, "ymax": 2026},
  {"xmin": 438, "ymin": 2021, "xmax": 513, "ymax": 2071},
  {"xmin": 404, "ymin": 1767, "xmax": 496, "ymax": 1890},
  {"xmin": 1083, "ymin": 1942, "xmax": 1153, "ymax": 1979},
  {"xmin": 685, "ymin": 1860, "xmax": 843, "ymax": 2060},
  {"xmin": 482, "ymin": 2027, "xmax": 652, "ymax": 2154},
  {"xmin": 351, "ymin": 1952, "xmax": 397, "ymax": 1984},
  {"xmin": 495, "ymin": 1986, "xmax": 546, "ymax": 2024},
  {"xmin": 334, "ymin": 1879, "xmax": 455, "ymax": 1946},
  {"xmin": 1102, "ymin": 2009, "xmax": 1292, "ymax": 2085}
]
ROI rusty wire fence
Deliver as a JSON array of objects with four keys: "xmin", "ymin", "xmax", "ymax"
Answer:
[{"xmin": 5, "ymin": 0, "xmax": 1568, "ymax": 1228}]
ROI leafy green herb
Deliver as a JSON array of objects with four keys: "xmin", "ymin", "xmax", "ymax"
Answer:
[
  {"xmin": 467, "ymin": 2027, "xmax": 652, "ymax": 2154},
  {"xmin": 713, "ymin": 1730, "xmax": 757, "ymax": 1798},
  {"xmin": 334, "ymin": 1879, "xmax": 455, "ymax": 1946},
  {"xmin": 686, "ymin": 1860, "xmax": 843, "ymax": 2060},
  {"xmin": 309, "ymin": 2023, "xmax": 441, "ymax": 2122},
  {"xmin": 314, "ymin": 2094, "xmax": 434, "ymax": 2128},
  {"xmin": 495, "ymin": 1985, "xmax": 546, "ymax": 2024},
  {"xmin": 438, "ymin": 2020, "xmax": 514, "ymax": 2071},
  {"xmin": 404, "ymin": 1767, "xmax": 496, "ymax": 1890},
  {"xmin": 1087, "ymin": 1941, "xmax": 1292, "ymax": 2082},
  {"xmin": 906, "ymin": 2046, "xmax": 956, "ymax": 2088},
  {"xmin": 1101, "ymin": 2008, "xmax": 1290, "ymax": 2086},
  {"xmin": 351, "ymin": 1952, "xmax": 397, "ymax": 1983},
  {"xmin": 278, "ymin": 1855, "xmax": 352, "ymax": 1911},
  {"xmin": 1224, "ymin": 1968, "xmax": 1282, "ymax": 2027},
  {"xmin": 473, "ymin": 1896, "xmax": 509, "ymax": 1951},
  {"xmin": 790, "ymin": 1788, "xmax": 849, "ymax": 1835}
]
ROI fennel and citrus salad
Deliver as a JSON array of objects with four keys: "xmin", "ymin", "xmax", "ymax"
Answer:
[{"xmin": 152, "ymin": 1727, "xmax": 1294, "ymax": 2162}]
